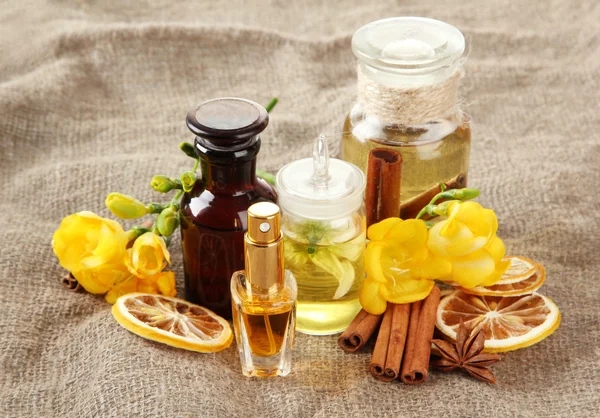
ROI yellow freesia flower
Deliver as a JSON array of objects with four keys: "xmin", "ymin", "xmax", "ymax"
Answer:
[
  {"xmin": 76, "ymin": 266, "xmax": 131, "ymax": 295},
  {"xmin": 104, "ymin": 271, "xmax": 177, "ymax": 304},
  {"xmin": 52, "ymin": 211, "xmax": 129, "ymax": 294},
  {"xmin": 125, "ymin": 232, "xmax": 171, "ymax": 279},
  {"xmin": 156, "ymin": 271, "xmax": 177, "ymax": 297},
  {"xmin": 427, "ymin": 201, "xmax": 510, "ymax": 288},
  {"xmin": 53, "ymin": 212, "xmax": 176, "ymax": 303},
  {"xmin": 360, "ymin": 218, "xmax": 451, "ymax": 314},
  {"xmin": 104, "ymin": 273, "xmax": 138, "ymax": 304}
]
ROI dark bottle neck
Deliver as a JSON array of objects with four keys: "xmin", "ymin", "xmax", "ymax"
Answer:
[{"xmin": 200, "ymin": 157, "xmax": 256, "ymax": 195}]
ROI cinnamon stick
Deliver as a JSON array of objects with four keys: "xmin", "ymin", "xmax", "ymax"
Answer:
[
  {"xmin": 383, "ymin": 303, "xmax": 410, "ymax": 381},
  {"xmin": 61, "ymin": 272, "xmax": 82, "ymax": 292},
  {"xmin": 366, "ymin": 149, "xmax": 403, "ymax": 228},
  {"xmin": 399, "ymin": 173, "xmax": 467, "ymax": 219},
  {"xmin": 369, "ymin": 304, "xmax": 393, "ymax": 381},
  {"xmin": 369, "ymin": 303, "xmax": 410, "ymax": 382},
  {"xmin": 339, "ymin": 149, "xmax": 403, "ymax": 353},
  {"xmin": 338, "ymin": 309, "xmax": 383, "ymax": 353},
  {"xmin": 400, "ymin": 286, "xmax": 441, "ymax": 384},
  {"xmin": 400, "ymin": 300, "xmax": 422, "ymax": 381}
]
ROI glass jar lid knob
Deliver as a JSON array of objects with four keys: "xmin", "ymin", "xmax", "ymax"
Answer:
[{"xmin": 312, "ymin": 134, "xmax": 331, "ymax": 188}]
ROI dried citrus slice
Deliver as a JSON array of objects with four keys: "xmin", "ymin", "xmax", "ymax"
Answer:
[
  {"xmin": 437, "ymin": 290, "xmax": 560, "ymax": 352},
  {"xmin": 458, "ymin": 264, "xmax": 546, "ymax": 297},
  {"xmin": 496, "ymin": 256, "xmax": 538, "ymax": 284},
  {"xmin": 112, "ymin": 293, "xmax": 233, "ymax": 353}
]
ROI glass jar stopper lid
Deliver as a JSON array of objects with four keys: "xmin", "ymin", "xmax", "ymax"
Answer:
[
  {"xmin": 352, "ymin": 17, "xmax": 465, "ymax": 74},
  {"xmin": 276, "ymin": 134, "xmax": 366, "ymax": 220}
]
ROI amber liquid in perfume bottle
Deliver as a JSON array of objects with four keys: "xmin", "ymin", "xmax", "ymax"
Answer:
[{"xmin": 242, "ymin": 305, "xmax": 292, "ymax": 357}]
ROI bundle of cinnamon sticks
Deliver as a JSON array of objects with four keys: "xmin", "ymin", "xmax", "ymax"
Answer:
[
  {"xmin": 339, "ymin": 287, "xmax": 441, "ymax": 384},
  {"xmin": 337, "ymin": 148, "xmax": 442, "ymax": 384}
]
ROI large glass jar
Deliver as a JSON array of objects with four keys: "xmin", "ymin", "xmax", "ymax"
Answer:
[
  {"xmin": 342, "ymin": 17, "xmax": 471, "ymax": 214},
  {"xmin": 276, "ymin": 135, "xmax": 366, "ymax": 335},
  {"xmin": 180, "ymin": 98, "xmax": 276, "ymax": 319}
]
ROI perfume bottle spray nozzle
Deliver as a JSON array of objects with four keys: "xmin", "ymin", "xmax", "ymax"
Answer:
[
  {"xmin": 244, "ymin": 202, "xmax": 284, "ymax": 293},
  {"xmin": 247, "ymin": 202, "xmax": 281, "ymax": 244}
]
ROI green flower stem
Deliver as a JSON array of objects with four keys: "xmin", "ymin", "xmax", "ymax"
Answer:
[
  {"xmin": 415, "ymin": 203, "xmax": 435, "ymax": 219},
  {"xmin": 265, "ymin": 97, "xmax": 278, "ymax": 113},
  {"xmin": 169, "ymin": 189, "xmax": 184, "ymax": 209},
  {"xmin": 146, "ymin": 202, "xmax": 166, "ymax": 214},
  {"xmin": 193, "ymin": 158, "xmax": 199, "ymax": 172},
  {"xmin": 415, "ymin": 184, "xmax": 480, "ymax": 220},
  {"xmin": 126, "ymin": 226, "xmax": 152, "ymax": 242}
]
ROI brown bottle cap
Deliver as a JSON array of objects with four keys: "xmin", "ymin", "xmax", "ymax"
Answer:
[{"xmin": 186, "ymin": 98, "xmax": 268, "ymax": 146}]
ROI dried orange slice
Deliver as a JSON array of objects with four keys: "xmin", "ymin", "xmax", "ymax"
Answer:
[
  {"xmin": 437, "ymin": 290, "xmax": 560, "ymax": 352},
  {"xmin": 496, "ymin": 256, "xmax": 538, "ymax": 284},
  {"xmin": 112, "ymin": 293, "xmax": 233, "ymax": 353},
  {"xmin": 458, "ymin": 264, "xmax": 546, "ymax": 297}
]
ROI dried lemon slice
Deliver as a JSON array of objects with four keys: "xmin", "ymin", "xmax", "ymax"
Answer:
[
  {"xmin": 496, "ymin": 256, "xmax": 538, "ymax": 284},
  {"xmin": 458, "ymin": 264, "xmax": 546, "ymax": 297},
  {"xmin": 112, "ymin": 293, "xmax": 233, "ymax": 353},
  {"xmin": 436, "ymin": 290, "xmax": 560, "ymax": 352}
]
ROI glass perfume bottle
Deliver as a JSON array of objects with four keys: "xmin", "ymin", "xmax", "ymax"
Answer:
[
  {"xmin": 276, "ymin": 135, "xmax": 366, "ymax": 335},
  {"xmin": 180, "ymin": 98, "xmax": 276, "ymax": 319},
  {"xmin": 231, "ymin": 202, "xmax": 297, "ymax": 377},
  {"xmin": 342, "ymin": 17, "xmax": 471, "ymax": 213}
]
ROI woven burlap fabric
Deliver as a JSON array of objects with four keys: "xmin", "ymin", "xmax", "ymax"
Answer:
[{"xmin": 1, "ymin": 0, "xmax": 599, "ymax": 416}]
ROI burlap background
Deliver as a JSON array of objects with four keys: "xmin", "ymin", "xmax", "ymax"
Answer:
[{"xmin": 1, "ymin": 0, "xmax": 599, "ymax": 417}]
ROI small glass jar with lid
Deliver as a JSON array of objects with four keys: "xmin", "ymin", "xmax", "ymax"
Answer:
[
  {"xmin": 276, "ymin": 135, "xmax": 366, "ymax": 335},
  {"xmin": 342, "ymin": 17, "xmax": 470, "ymax": 213}
]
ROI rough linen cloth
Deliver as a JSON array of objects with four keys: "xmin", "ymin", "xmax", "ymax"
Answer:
[{"xmin": 1, "ymin": 1, "xmax": 599, "ymax": 417}]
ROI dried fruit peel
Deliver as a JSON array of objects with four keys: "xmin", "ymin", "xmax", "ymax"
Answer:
[
  {"xmin": 112, "ymin": 293, "xmax": 233, "ymax": 353},
  {"xmin": 436, "ymin": 290, "xmax": 560, "ymax": 353}
]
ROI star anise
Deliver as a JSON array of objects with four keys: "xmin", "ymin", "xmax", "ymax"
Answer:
[{"xmin": 431, "ymin": 320, "xmax": 501, "ymax": 384}]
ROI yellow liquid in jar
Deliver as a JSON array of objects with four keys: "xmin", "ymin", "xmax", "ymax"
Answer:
[
  {"xmin": 342, "ymin": 114, "xmax": 471, "ymax": 204},
  {"xmin": 283, "ymin": 222, "xmax": 366, "ymax": 335}
]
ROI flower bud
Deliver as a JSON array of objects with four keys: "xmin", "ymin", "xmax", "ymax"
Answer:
[
  {"xmin": 440, "ymin": 187, "xmax": 480, "ymax": 201},
  {"xmin": 151, "ymin": 175, "xmax": 180, "ymax": 193},
  {"xmin": 180, "ymin": 171, "xmax": 198, "ymax": 193},
  {"xmin": 105, "ymin": 193, "xmax": 149, "ymax": 219},
  {"xmin": 256, "ymin": 169, "xmax": 276, "ymax": 186},
  {"xmin": 453, "ymin": 188, "xmax": 480, "ymax": 200},
  {"xmin": 156, "ymin": 206, "xmax": 180, "ymax": 236},
  {"xmin": 180, "ymin": 142, "xmax": 198, "ymax": 159}
]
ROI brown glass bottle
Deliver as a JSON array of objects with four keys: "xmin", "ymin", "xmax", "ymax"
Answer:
[{"xmin": 180, "ymin": 98, "xmax": 276, "ymax": 319}]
